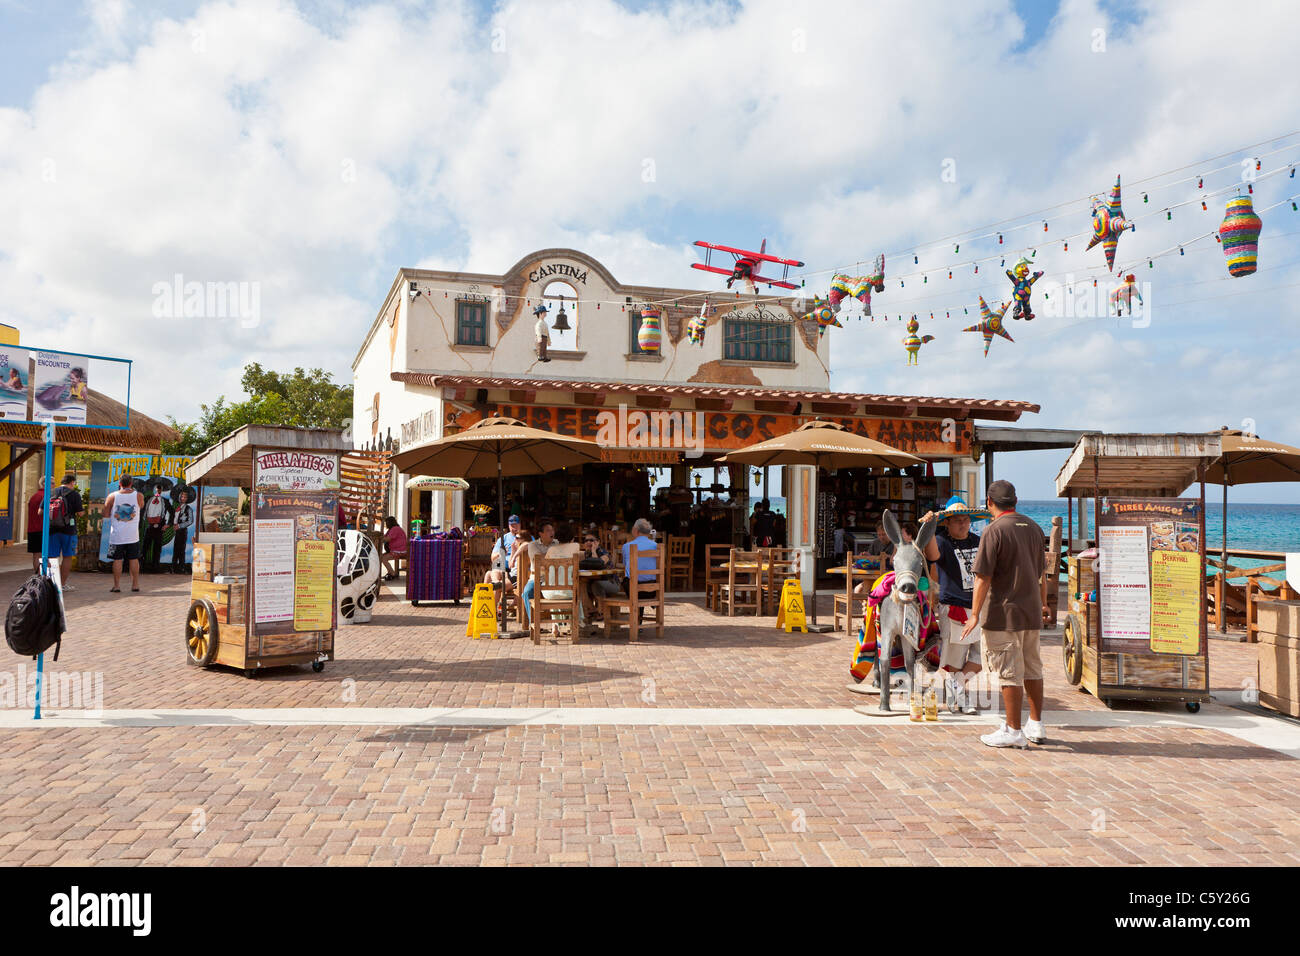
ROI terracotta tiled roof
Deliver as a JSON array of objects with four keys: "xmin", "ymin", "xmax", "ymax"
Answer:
[{"xmin": 391, "ymin": 372, "xmax": 1039, "ymax": 420}]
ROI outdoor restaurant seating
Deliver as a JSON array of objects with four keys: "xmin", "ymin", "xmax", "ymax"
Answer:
[
  {"xmin": 463, "ymin": 534, "xmax": 494, "ymax": 591},
  {"xmin": 666, "ymin": 534, "xmax": 695, "ymax": 591},
  {"xmin": 719, "ymin": 548, "xmax": 761, "ymax": 616},
  {"xmin": 761, "ymin": 547, "xmax": 800, "ymax": 613},
  {"xmin": 602, "ymin": 543, "xmax": 664, "ymax": 642},
  {"xmin": 833, "ymin": 550, "xmax": 868, "ymax": 633},
  {"xmin": 530, "ymin": 554, "xmax": 583, "ymax": 644},
  {"xmin": 704, "ymin": 543, "xmax": 731, "ymax": 611},
  {"xmin": 502, "ymin": 548, "xmax": 531, "ymax": 629}
]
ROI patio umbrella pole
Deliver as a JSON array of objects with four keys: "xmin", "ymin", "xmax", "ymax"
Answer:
[
  {"xmin": 1221, "ymin": 477, "xmax": 1228, "ymax": 583},
  {"xmin": 806, "ymin": 453, "xmax": 832, "ymax": 632},
  {"xmin": 497, "ymin": 451, "xmax": 509, "ymax": 638}
]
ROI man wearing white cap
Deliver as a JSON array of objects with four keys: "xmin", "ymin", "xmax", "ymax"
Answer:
[{"xmin": 922, "ymin": 495, "xmax": 989, "ymax": 715}]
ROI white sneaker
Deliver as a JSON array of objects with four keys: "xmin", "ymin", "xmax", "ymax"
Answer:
[
  {"xmin": 1024, "ymin": 719, "xmax": 1047, "ymax": 744},
  {"xmin": 60, "ymin": 582, "xmax": 76, "ymax": 593},
  {"xmin": 980, "ymin": 723, "xmax": 1029, "ymax": 749},
  {"xmin": 962, "ymin": 695, "xmax": 979, "ymax": 716}
]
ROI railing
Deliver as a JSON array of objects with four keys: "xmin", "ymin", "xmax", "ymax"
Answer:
[{"xmin": 1207, "ymin": 548, "xmax": 1296, "ymax": 639}]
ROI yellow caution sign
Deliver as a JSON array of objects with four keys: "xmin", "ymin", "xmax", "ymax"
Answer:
[
  {"xmin": 467, "ymin": 583, "xmax": 499, "ymax": 639},
  {"xmin": 776, "ymin": 578, "xmax": 807, "ymax": 633}
]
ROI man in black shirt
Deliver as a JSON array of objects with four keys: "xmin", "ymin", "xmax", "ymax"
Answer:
[
  {"xmin": 922, "ymin": 495, "xmax": 990, "ymax": 714},
  {"xmin": 41, "ymin": 472, "xmax": 84, "ymax": 590}
]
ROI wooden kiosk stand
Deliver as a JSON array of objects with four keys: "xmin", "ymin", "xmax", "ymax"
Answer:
[
  {"xmin": 1055, "ymin": 433, "xmax": 1220, "ymax": 712},
  {"xmin": 182, "ymin": 425, "xmax": 349, "ymax": 677}
]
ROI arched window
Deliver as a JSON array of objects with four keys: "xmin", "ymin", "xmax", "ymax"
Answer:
[{"xmin": 541, "ymin": 281, "xmax": 578, "ymax": 347}]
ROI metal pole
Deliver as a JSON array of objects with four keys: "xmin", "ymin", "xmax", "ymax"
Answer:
[
  {"xmin": 1221, "ymin": 478, "xmax": 1228, "ymax": 577},
  {"xmin": 35, "ymin": 424, "xmax": 54, "ymax": 720}
]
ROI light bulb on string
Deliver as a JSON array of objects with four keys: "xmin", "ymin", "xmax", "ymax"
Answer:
[
  {"xmin": 1042, "ymin": 220, "xmax": 1048, "ymax": 232},
  {"xmin": 1197, "ymin": 176, "xmax": 1203, "ymax": 188},
  {"xmin": 1063, "ymin": 241, "xmax": 1069, "ymax": 252},
  {"xmin": 1000, "ymin": 258, "xmax": 1005, "ymax": 267},
  {"xmin": 1142, "ymin": 192, "xmax": 1148, "ymax": 203},
  {"xmin": 954, "ymin": 244, "xmax": 960, "ymax": 254},
  {"xmin": 924, "ymin": 274, "xmax": 928, "ymax": 284},
  {"xmin": 1202, "ymin": 200, "xmax": 1207, "ymax": 210},
  {"xmin": 1179, "ymin": 247, "xmax": 1184, "ymax": 256},
  {"xmin": 1166, "ymin": 209, "xmax": 1171, "ymax": 220},
  {"xmin": 1148, "ymin": 260, "xmax": 1153, "ymax": 268},
  {"xmin": 974, "ymin": 264, "xmax": 979, "ymax": 274},
  {"xmin": 947, "ymin": 270, "xmax": 952, "ymax": 279},
  {"xmin": 1248, "ymin": 183, "xmax": 1253, "ymax": 193},
  {"xmin": 913, "ymin": 254, "xmax": 918, "ymax": 264},
  {"xmin": 1256, "ymin": 158, "xmax": 1262, "ymax": 171}
]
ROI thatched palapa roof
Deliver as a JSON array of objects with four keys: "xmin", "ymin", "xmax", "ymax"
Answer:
[{"xmin": 0, "ymin": 388, "xmax": 178, "ymax": 453}]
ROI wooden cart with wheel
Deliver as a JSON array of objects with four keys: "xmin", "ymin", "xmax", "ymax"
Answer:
[
  {"xmin": 182, "ymin": 425, "xmax": 349, "ymax": 677},
  {"xmin": 1055, "ymin": 433, "xmax": 1220, "ymax": 712}
]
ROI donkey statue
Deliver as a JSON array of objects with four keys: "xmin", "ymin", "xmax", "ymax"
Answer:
[{"xmin": 874, "ymin": 510, "xmax": 939, "ymax": 713}]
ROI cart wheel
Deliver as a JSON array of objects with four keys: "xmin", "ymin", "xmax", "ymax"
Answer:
[
  {"xmin": 185, "ymin": 599, "xmax": 219, "ymax": 667},
  {"xmin": 243, "ymin": 668, "xmax": 258, "ymax": 679},
  {"xmin": 1185, "ymin": 701, "xmax": 1200, "ymax": 714},
  {"xmin": 411, "ymin": 600, "xmax": 420, "ymax": 607},
  {"xmin": 1062, "ymin": 614, "xmax": 1083, "ymax": 686},
  {"xmin": 312, "ymin": 661, "xmax": 325, "ymax": 673}
]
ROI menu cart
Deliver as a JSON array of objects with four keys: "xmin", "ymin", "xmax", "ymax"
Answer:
[
  {"xmin": 1054, "ymin": 433, "xmax": 1220, "ymax": 711},
  {"xmin": 183, "ymin": 425, "xmax": 349, "ymax": 677}
]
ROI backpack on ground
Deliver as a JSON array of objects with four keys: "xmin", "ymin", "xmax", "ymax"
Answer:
[{"xmin": 5, "ymin": 574, "xmax": 64, "ymax": 661}]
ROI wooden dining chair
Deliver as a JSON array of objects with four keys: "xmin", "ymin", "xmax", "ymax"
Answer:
[
  {"xmin": 666, "ymin": 534, "xmax": 695, "ymax": 592},
  {"xmin": 463, "ymin": 534, "xmax": 495, "ymax": 592},
  {"xmin": 502, "ymin": 547, "xmax": 531, "ymax": 630},
  {"xmin": 761, "ymin": 547, "xmax": 800, "ymax": 614},
  {"xmin": 530, "ymin": 554, "xmax": 583, "ymax": 644},
  {"xmin": 720, "ymin": 548, "xmax": 761, "ymax": 617},
  {"xmin": 704, "ymin": 543, "xmax": 732, "ymax": 612},
  {"xmin": 833, "ymin": 550, "xmax": 868, "ymax": 634},
  {"xmin": 602, "ymin": 544, "xmax": 664, "ymax": 642}
]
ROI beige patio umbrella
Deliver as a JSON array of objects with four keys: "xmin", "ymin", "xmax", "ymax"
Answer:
[
  {"xmin": 1204, "ymin": 427, "xmax": 1300, "ymax": 567},
  {"xmin": 392, "ymin": 415, "xmax": 603, "ymax": 633},
  {"xmin": 719, "ymin": 419, "xmax": 924, "ymax": 629}
]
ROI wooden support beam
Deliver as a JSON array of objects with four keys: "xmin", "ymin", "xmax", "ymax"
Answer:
[
  {"xmin": 0, "ymin": 445, "xmax": 40, "ymax": 486},
  {"xmin": 573, "ymin": 392, "xmax": 605, "ymax": 406},
  {"xmin": 693, "ymin": 397, "xmax": 733, "ymax": 412},
  {"xmin": 635, "ymin": 394, "xmax": 673, "ymax": 409},
  {"xmin": 507, "ymin": 389, "xmax": 536, "ymax": 404},
  {"xmin": 754, "ymin": 400, "xmax": 798, "ymax": 414},
  {"xmin": 809, "ymin": 401, "xmax": 856, "ymax": 415}
]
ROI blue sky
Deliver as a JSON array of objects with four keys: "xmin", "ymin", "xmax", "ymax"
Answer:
[{"xmin": 1, "ymin": 0, "xmax": 1298, "ymax": 504}]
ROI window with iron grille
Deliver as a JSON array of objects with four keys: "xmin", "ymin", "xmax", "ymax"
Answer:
[
  {"xmin": 455, "ymin": 300, "xmax": 489, "ymax": 346},
  {"xmin": 723, "ymin": 318, "xmax": 792, "ymax": 363}
]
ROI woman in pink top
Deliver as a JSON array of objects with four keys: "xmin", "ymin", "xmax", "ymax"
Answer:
[{"xmin": 381, "ymin": 515, "xmax": 408, "ymax": 580}]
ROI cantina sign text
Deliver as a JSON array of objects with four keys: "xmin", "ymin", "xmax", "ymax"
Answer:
[{"xmin": 455, "ymin": 405, "xmax": 968, "ymax": 455}]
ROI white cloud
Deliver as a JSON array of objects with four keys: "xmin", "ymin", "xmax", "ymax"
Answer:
[{"xmin": 0, "ymin": 0, "xmax": 1298, "ymax": 502}]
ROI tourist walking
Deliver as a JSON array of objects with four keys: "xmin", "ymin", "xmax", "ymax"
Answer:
[
  {"xmin": 26, "ymin": 475, "xmax": 44, "ymax": 574},
  {"xmin": 40, "ymin": 472, "xmax": 84, "ymax": 590},
  {"xmin": 102, "ymin": 474, "xmax": 144, "ymax": 593},
  {"xmin": 963, "ymin": 480, "xmax": 1049, "ymax": 748}
]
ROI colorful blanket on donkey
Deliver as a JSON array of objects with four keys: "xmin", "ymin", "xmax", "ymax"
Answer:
[{"xmin": 850, "ymin": 572, "xmax": 941, "ymax": 681}]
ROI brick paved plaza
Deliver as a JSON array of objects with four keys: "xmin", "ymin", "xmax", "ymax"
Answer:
[{"xmin": 1, "ymin": 568, "xmax": 1297, "ymax": 866}]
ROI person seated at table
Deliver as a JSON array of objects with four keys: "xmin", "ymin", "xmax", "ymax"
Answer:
[
  {"xmin": 621, "ymin": 518, "xmax": 659, "ymax": 593},
  {"xmin": 580, "ymin": 530, "xmax": 618, "ymax": 620},
  {"xmin": 486, "ymin": 531, "xmax": 531, "ymax": 594},
  {"xmin": 485, "ymin": 514, "xmax": 522, "ymax": 584},
  {"xmin": 531, "ymin": 522, "xmax": 582, "ymax": 635},
  {"xmin": 520, "ymin": 521, "xmax": 555, "ymax": 624},
  {"xmin": 867, "ymin": 520, "xmax": 895, "ymax": 558},
  {"xmin": 380, "ymin": 515, "xmax": 408, "ymax": 580}
]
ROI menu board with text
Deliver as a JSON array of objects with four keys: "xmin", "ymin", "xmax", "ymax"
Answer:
[
  {"xmin": 249, "ymin": 482, "xmax": 337, "ymax": 635},
  {"xmin": 1098, "ymin": 498, "xmax": 1202, "ymax": 656}
]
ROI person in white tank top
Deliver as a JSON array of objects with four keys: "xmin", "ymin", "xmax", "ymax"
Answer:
[{"xmin": 101, "ymin": 474, "xmax": 144, "ymax": 592}]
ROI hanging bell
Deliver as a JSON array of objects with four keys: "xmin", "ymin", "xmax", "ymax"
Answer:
[{"xmin": 551, "ymin": 305, "xmax": 571, "ymax": 332}]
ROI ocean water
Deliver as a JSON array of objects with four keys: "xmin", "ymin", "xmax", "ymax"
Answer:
[
  {"xmin": 1016, "ymin": 500, "xmax": 1300, "ymax": 553},
  {"xmin": 1016, "ymin": 499, "xmax": 1299, "ymax": 587}
]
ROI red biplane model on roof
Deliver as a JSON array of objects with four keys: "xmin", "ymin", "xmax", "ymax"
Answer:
[{"xmin": 691, "ymin": 239, "xmax": 805, "ymax": 292}]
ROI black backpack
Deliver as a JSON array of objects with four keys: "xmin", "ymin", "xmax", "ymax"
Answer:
[{"xmin": 5, "ymin": 575, "xmax": 64, "ymax": 661}]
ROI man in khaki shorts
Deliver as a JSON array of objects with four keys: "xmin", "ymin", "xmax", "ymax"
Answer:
[{"xmin": 962, "ymin": 479, "xmax": 1049, "ymax": 748}]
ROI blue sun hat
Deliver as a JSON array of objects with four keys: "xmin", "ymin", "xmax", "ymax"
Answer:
[{"xmin": 935, "ymin": 494, "xmax": 991, "ymax": 522}]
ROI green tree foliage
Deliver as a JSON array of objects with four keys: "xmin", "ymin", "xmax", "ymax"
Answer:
[{"xmin": 163, "ymin": 365, "xmax": 352, "ymax": 457}]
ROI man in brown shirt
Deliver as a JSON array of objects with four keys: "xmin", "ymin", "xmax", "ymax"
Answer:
[{"xmin": 963, "ymin": 480, "xmax": 1049, "ymax": 748}]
